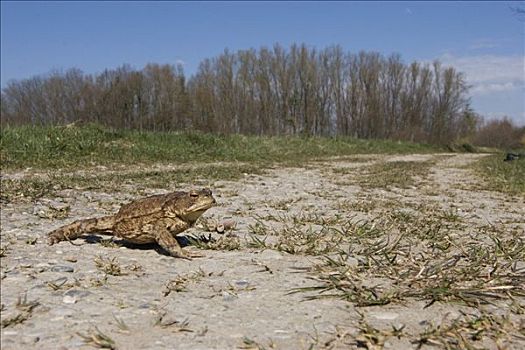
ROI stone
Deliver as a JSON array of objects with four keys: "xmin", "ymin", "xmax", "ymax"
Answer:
[
  {"xmin": 51, "ymin": 265, "xmax": 74, "ymax": 273},
  {"xmin": 368, "ymin": 311, "xmax": 399, "ymax": 320},
  {"xmin": 258, "ymin": 249, "xmax": 283, "ymax": 260},
  {"xmin": 62, "ymin": 289, "xmax": 91, "ymax": 304},
  {"xmin": 345, "ymin": 256, "xmax": 359, "ymax": 267},
  {"xmin": 62, "ymin": 295, "xmax": 76, "ymax": 304},
  {"xmin": 234, "ymin": 280, "xmax": 249, "ymax": 288},
  {"xmin": 222, "ymin": 292, "xmax": 238, "ymax": 301}
]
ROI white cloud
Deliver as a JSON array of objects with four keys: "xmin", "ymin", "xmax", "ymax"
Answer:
[
  {"xmin": 470, "ymin": 82, "xmax": 521, "ymax": 95},
  {"xmin": 468, "ymin": 42, "xmax": 498, "ymax": 50},
  {"xmin": 439, "ymin": 53, "xmax": 524, "ymax": 85},
  {"xmin": 438, "ymin": 53, "xmax": 525, "ymax": 125},
  {"xmin": 467, "ymin": 38, "xmax": 511, "ymax": 51},
  {"xmin": 175, "ymin": 59, "xmax": 186, "ymax": 66}
]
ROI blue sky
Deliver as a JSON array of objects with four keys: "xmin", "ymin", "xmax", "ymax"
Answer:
[{"xmin": 1, "ymin": 1, "xmax": 524, "ymax": 125}]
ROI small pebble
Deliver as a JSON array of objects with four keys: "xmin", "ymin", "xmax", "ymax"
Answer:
[
  {"xmin": 62, "ymin": 290, "xmax": 91, "ymax": 304},
  {"xmin": 222, "ymin": 219, "xmax": 236, "ymax": 229},
  {"xmin": 258, "ymin": 249, "xmax": 283, "ymax": 260},
  {"xmin": 50, "ymin": 277, "xmax": 68, "ymax": 286},
  {"xmin": 345, "ymin": 256, "xmax": 359, "ymax": 267},
  {"xmin": 234, "ymin": 280, "xmax": 249, "ymax": 288},
  {"xmin": 514, "ymin": 261, "xmax": 525, "ymax": 271},
  {"xmin": 222, "ymin": 292, "xmax": 237, "ymax": 301},
  {"xmin": 63, "ymin": 295, "xmax": 76, "ymax": 304},
  {"xmin": 64, "ymin": 289, "xmax": 91, "ymax": 298},
  {"xmin": 368, "ymin": 311, "xmax": 399, "ymax": 320},
  {"xmin": 51, "ymin": 265, "xmax": 74, "ymax": 273}
]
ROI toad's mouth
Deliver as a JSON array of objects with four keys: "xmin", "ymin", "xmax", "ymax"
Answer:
[
  {"xmin": 188, "ymin": 198, "xmax": 217, "ymax": 214},
  {"xmin": 190, "ymin": 208, "xmax": 207, "ymax": 215},
  {"xmin": 183, "ymin": 207, "xmax": 212, "ymax": 223},
  {"xmin": 187, "ymin": 201, "xmax": 215, "ymax": 214}
]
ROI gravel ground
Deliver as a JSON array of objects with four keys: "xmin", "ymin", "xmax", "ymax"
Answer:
[{"xmin": 1, "ymin": 153, "xmax": 524, "ymax": 349}]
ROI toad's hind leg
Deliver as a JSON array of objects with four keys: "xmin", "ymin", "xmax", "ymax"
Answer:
[
  {"xmin": 155, "ymin": 227, "xmax": 203, "ymax": 260},
  {"xmin": 48, "ymin": 215, "xmax": 115, "ymax": 245}
]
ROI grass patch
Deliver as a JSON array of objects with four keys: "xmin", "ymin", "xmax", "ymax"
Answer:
[
  {"xmin": 248, "ymin": 220, "xmax": 347, "ymax": 255},
  {"xmin": 472, "ymin": 154, "xmax": 525, "ymax": 194},
  {"xmin": 288, "ymin": 201, "xmax": 525, "ymax": 314},
  {"xmin": 292, "ymin": 209, "xmax": 524, "ymax": 308},
  {"xmin": 360, "ymin": 160, "xmax": 435, "ymax": 189},
  {"xmin": 333, "ymin": 159, "xmax": 436, "ymax": 189},
  {"xmin": 1, "ymin": 124, "xmax": 440, "ymax": 202},
  {"xmin": 0, "ymin": 163, "xmax": 263, "ymax": 202},
  {"xmin": 1, "ymin": 124, "xmax": 440, "ymax": 170},
  {"xmin": 320, "ymin": 311, "xmax": 524, "ymax": 349}
]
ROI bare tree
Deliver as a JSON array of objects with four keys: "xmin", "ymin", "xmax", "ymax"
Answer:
[{"xmin": 1, "ymin": 43, "xmax": 477, "ymax": 144}]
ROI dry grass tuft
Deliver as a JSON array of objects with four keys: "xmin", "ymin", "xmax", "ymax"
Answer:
[
  {"xmin": 94, "ymin": 255, "xmax": 124, "ymax": 276},
  {"xmin": 153, "ymin": 311, "xmax": 193, "ymax": 332},
  {"xmin": 77, "ymin": 326, "xmax": 117, "ymax": 349},
  {"xmin": 1, "ymin": 293, "xmax": 40, "ymax": 328},
  {"xmin": 163, "ymin": 269, "xmax": 209, "ymax": 296}
]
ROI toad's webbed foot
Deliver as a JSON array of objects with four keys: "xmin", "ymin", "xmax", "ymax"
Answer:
[{"xmin": 156, "ymin": 228, "xmax": 204, "ymax": 260}]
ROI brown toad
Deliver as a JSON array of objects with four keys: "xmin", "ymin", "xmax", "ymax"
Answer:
[{"xmin": 47, "ymin": 188, "xmax": 216, "ymax": 259}]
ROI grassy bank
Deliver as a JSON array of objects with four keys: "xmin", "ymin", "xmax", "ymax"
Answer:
[
  {"xmin": 1, "ymin": 124, "xmax": 440, "ymax": 170},
  {"xmin": 473, "ymin": 153, "xmax": 525, "ymax": 195},
  {"xmin": 2, "ymin": 125, "xmax": 523, "ymax": 200}
]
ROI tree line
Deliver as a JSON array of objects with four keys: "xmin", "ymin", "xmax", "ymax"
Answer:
[{"xmin": 1, "ymin": 43, "xmax": 479, "ymax": 144}]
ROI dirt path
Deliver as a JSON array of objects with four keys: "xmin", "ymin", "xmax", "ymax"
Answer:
[{"xmin": 1, "ymin": 153, "xmax": 524, "ymax": 349}]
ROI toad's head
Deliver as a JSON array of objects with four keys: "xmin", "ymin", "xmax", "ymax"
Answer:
[{"xmin": 178, "ymin": 188, "xmax": 216, "ymax": 223}]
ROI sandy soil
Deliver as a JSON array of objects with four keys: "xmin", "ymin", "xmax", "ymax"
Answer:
[{"xmin": 1, "ymin": 153, "xmax": 524, "ymax": 349}]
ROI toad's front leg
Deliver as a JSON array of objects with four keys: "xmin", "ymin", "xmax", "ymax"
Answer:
[{"xmin": 154, "ymin": 225, "xmax": 203, "ymax": 259}]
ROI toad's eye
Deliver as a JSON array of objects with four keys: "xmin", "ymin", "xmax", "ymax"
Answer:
[{"xmin": 190, "ymin": 192, "xmax": 199, "ymax": 197}]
